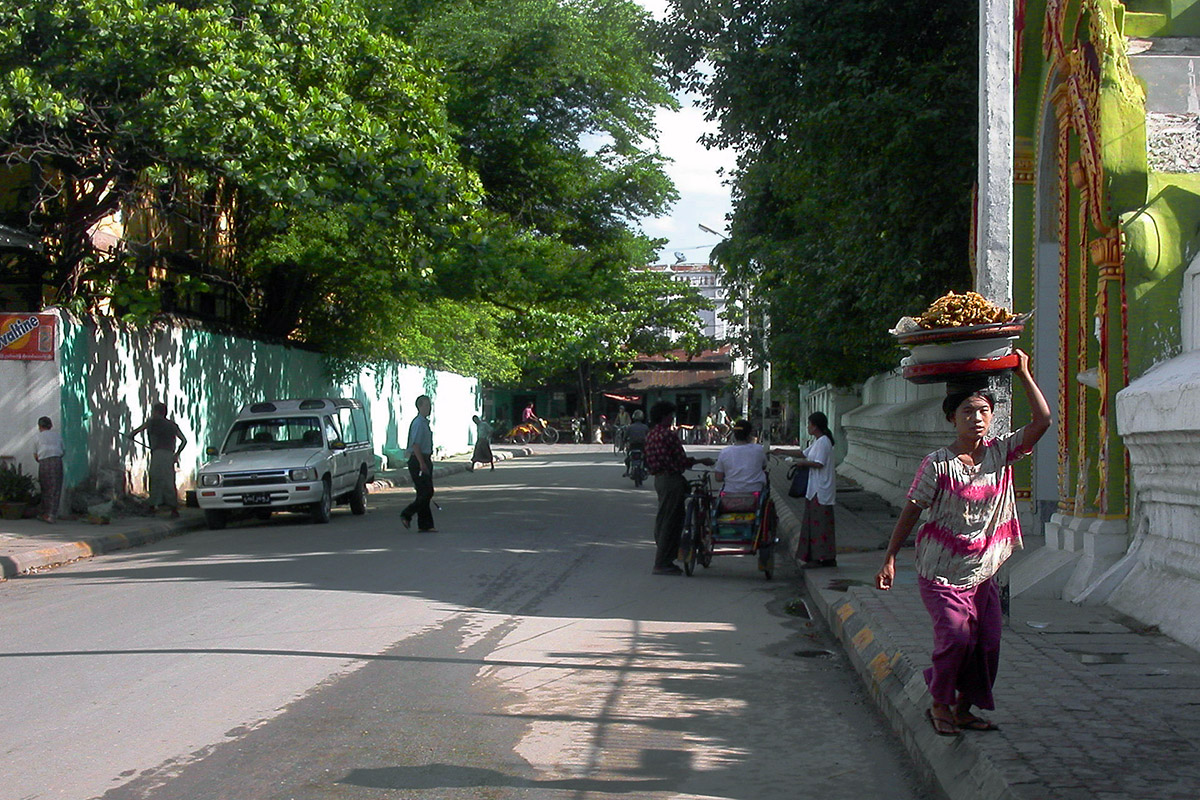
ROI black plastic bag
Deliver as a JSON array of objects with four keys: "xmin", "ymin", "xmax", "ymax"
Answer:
[{"xmin": 787, "ymin": 464, "xmax": 809, "ymax": 498}]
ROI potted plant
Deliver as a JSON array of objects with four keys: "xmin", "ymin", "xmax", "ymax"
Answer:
[{"xmin": 0, "ymin": 462, "xmax": 37, "ymax": 520}]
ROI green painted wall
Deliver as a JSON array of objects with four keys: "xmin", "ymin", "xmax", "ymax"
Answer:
[
  {"xmin": 57, "ymin": 315, "xmax": 481, "ymax": 492},
  {"xmin": 1122, "ymin": 174, "xmax": 1200, "ymax": 377}
]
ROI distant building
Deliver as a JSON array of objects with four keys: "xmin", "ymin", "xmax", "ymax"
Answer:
[{"xmin": 643, "ymin": 261, "xmax": 729, "ymax": 340}]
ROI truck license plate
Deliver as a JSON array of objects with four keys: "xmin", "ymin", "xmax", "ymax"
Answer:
[{"xmin": 242, "ymin": 492, "xmax": 271, "ymax": 506}]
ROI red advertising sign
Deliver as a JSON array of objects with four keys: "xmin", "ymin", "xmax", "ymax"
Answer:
[{"xmin": 0, "ymin": 313, "xmax": 56, "ymax": 361}]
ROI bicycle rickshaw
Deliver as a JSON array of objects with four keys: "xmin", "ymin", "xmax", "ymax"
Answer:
[
  {"xmin": 679, "ymin": 469, "xmax": 778, "ymax": 580},
  {"xmin": 504, "ymin": 418, "xmax": 560, "ymax": 444}
]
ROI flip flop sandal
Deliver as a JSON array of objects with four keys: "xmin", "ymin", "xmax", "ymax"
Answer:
[
  {"xmin": 925, "ymin": 708, "xmax": 961, "ymax": 737},
  {"xmin": 956, "ymin": 714, "xmax": 1000, "ymax": 732}
]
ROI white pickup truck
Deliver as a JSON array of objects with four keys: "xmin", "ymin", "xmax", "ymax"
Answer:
[{"xmin": 196, "ymin": 398, "xmax": 376, "ymax": 529}]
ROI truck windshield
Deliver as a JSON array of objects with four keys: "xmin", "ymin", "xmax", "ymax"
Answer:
[{"xmin": 223, "ymin": 417, "xmax": 323, "ymax": 453}]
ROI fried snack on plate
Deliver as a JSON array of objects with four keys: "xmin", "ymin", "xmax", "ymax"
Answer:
[{"xmin": 917, "ymin": 291, "xmax": 1014, "ymax": 329}]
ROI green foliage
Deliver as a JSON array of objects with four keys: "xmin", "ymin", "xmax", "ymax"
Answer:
[
  {"xmin": 372, "ymin": 0, "xmax": 697, "ymax": 382},
  {"xmin": 662, "ymin": 0, "xmax": 978, "ymax": 386},
  {"xmin": 1, "ymin": 0, "xmax": 477, "ymax": 319},
  {"xmin": 0, "ymin": 461, "xmax": 37, "ymax": 504},
  {"xmin": 2, "ymin": 0, "xmax": 699, "ymax": 387}
]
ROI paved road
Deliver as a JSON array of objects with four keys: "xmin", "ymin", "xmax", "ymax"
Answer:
[{"xmin": 2, "ymin": 448, "xmax": 929, "ymax": 800}]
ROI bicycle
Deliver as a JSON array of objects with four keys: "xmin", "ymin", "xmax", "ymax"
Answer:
[
  {"xmin": 505, "ymin": 418, "xmax": 560, "ymax": 444},
  {"xmin": 680, "ymin": 469, "xmax": 716, "ymax": 576},
  {"xmin": 679, "ymin": 467, "xmax": 778, "ymax": 580}
]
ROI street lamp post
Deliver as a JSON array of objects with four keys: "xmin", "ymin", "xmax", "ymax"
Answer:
[{"xmin": 698, "ymin": 224, "xmax": 753, "ymax": 421}]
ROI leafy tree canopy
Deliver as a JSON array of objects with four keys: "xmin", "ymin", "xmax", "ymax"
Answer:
[
  {"xmin": 0, "ymin": 0, "xmax": 477, "ymax": 307},
  {"xmin": 661, "ymin": 0, "xmax": 978, "ymax": 387},
  {"xmin": 1, "ymin": 0, "xmax": 704, "ymax": 385}
]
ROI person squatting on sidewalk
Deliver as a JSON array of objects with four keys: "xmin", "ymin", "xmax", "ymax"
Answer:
[
  {"xmin": 643, "ymin": 401, "xmax": 714, "ymax": 575},
  {"xmin": 34, "ymin": 416, "xmax": 64, "ymax": 523},
  {"xmin": 875, "ymin": 349, "xmax": 1051, "ymax": 736},
  {"xmin": 130, "ymin": 402, "xmax": 187, "ymax": 517},
  {"xmin": 401, "ymin": 395, "xmax": 436, "ymax": 532}
]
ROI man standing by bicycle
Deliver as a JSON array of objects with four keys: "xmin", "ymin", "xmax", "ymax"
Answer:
[{"xmin": 644, "ymin": 401, "xmax": 714, "ymax": 575}]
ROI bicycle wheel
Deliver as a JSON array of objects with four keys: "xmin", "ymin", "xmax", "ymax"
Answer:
[
  {"xmin": 542, "ymin": 427, "xmax": 560, "ymax": 444},
  {"xmin": 758, "ymin": 545, "xmax": 774, "ymax": 580},
  {"xmin": 681, "ymin": 496, "xmax": 700, "ymax": 576},
  {"xmin": 699, "ymin": 502, "xmax": 714, "ymax": 567}
]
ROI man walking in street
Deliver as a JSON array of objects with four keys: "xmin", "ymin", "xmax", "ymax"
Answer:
[
  {"xmin": 130, "ymin": 402, "xmax": 187, "ymax": 517},
  {"xmin": 33, "ymin": 416, "xmax": 64, "ymax": 523},
  {"xmin": 401, "ymin": 395, "xmax": 436, "ymax": 532},
  {"xmin": 644, "ymin": 401, "xmax": 714, "ymax": 575}
]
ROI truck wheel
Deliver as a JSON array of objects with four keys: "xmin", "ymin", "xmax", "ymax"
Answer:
[
  {"xmin": 349, "ymin": 473, "xmax": 368, "ymax": 515},
  {"xmin": 312, "ymin": 478, "xmax": 332, "ymax": 524},
  {"xmin": 204, "ymin": 509, "xmax": 228, "ymax": 530}
]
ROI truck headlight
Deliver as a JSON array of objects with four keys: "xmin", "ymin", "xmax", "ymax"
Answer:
[
  {"xmin": 200, "ymin": 474, "xmax": 221, "ymax": 487},
  {"xmin": 289, "ymin": 468, "xmax": 317, "ymax": 482}
]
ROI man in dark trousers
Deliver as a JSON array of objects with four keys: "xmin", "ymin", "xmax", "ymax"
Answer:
[
  {"xmin": 643, "ymin": 401, "xmax": 714, "ymax": 575},
  {"xmin": 130, "ymin": 402, "xmax": 187, "ymax": 517},
  {"xmin": 401, "ymin": 395, "xmax": 436, "ymax": 532}
]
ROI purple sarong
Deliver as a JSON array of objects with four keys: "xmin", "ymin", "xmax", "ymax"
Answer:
[
  {"xmin": 918, "ymin": 576, "xmax": 1002, "ymax": 710},
  {"xmin": 38, "ymin": 456, "xmax": 63, "ymax": 521}
]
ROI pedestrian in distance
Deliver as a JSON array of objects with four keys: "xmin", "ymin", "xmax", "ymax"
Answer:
[
  {"xmin": 401, "ymin": 395, "xmax": 437, "ymax": 532},
  {"xmin": 129, "ymin": 402, "xmax": 187, "ymax": 518},
  {"xmin": 714, "ymin": 419, "xmax": 768, "ymax": 494},
  {"xmin": 470, "ymin": 415, "xmax": 494, "ymax": 471},
  {"xmin": 644, "ymin": 400, "xmax": 715, "ymax": 575},
  {"xmin": 33, "ymin": 416, "xmax": 64, "ymax": 523},
  {"xmin": 875, "ymin": 349, "xmax": 1051, "ymax": 737},
  {"xmin": 771, "ymin": 412, "xmax": 838, "ymax": 567}
]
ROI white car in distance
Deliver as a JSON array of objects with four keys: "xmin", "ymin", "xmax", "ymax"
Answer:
[{"xmin": 196, "ymin": 398, "xmax": 376, "ymax": 529}]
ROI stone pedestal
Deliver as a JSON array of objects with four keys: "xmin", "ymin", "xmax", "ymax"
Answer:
[{"xmin": 1109, "ymin": 349, "xmax": 1200, "ymax": 649}]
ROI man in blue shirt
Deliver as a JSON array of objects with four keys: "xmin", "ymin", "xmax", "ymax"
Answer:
[{"xmin": 401, "ymin": 395, "xmax": 436, "ymax": 531}]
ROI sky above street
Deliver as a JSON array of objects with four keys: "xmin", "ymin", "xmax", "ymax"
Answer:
[{"xmin": 637, "ymin": 0, "xmax": 735, "ymax": 265}]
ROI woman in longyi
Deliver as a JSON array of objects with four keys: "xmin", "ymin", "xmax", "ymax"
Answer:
[{"xmin": 875, "ymin": 349, "xmax": 1051, "ymax": 736}]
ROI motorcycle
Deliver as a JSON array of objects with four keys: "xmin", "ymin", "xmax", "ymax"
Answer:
[{"xmin": 627, "ymin": 447, "xmax": 647, "ymax": 488}]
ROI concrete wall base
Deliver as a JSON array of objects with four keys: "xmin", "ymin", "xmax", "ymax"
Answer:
[
  {"xmin": 1112, "ymin": 347, "xmax": 1200, "ymax": 647},
  {"xmin": 1009, "ymin": 547, "xmax": 1078, "ymax": 598},
  {"xmin": 1109, "ymin": 562, "xmax": 1200, "ymax": 650}
]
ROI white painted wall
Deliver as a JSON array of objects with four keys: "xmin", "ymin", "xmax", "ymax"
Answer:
[
  {"xmin": 0, "ymin": 313, "xmax": 64, "ymax": 482},
  {"xmin": 837, "ymin": 371, "xmax": 947, "ymax": 507},
  {"xmin": 1110, "ymin": 264, "xmax": 1200, "ymax": 646}
]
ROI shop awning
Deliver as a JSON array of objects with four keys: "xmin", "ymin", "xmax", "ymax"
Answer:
[{"xmin": 602, "ymin": 392, "xmax": 641, "ymax": 404}]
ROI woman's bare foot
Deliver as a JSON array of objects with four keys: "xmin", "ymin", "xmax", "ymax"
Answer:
[
  {"xmin": 926, "ymin": 703, "xmax": 959, "ymax": 736},
  {"xmin": 954, "ymin": 702, "xmax": 999, "ymax": 731}
]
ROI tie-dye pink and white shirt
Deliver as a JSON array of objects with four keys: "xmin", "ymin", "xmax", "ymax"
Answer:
[{"xmin": 907, "ymin": 429, "xmax": 1032, "ymax": 588}]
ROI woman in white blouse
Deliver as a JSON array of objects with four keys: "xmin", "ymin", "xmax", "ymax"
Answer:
[{"xmin": 772, "ymin": 412, "xmax": 837, "ymax": 567}]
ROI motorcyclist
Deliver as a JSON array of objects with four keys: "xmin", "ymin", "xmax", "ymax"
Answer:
[{"xmin": 623, "ymin": 410, "xmax": 649, "ymax": 476}]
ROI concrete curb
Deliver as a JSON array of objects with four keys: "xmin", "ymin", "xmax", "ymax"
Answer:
[
  {"xmin": 2, "ymin": 446, "xmax": 537, "ymax": 580},
  {"xmin": 769, "ymin": 466, "xmax": 1029, "ymax": 800},
  {"xmin": 0, "ymin": 516, "xmax": 206, "ymax": 579}
]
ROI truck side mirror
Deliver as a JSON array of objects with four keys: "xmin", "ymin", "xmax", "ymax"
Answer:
[
  {"xmin": 206, "ymin": 446, "xmax": 218, "ymax": 457},
  {"xmin": 331, "ymin": 440, "xmax": 346, "ymax": 451}
]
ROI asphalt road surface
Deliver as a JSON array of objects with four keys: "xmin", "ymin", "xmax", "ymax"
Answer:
[{"xmin": 1, "ymin": 446, "xmax": 929, "ymax": 800}]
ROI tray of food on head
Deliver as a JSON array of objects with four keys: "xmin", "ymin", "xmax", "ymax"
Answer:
[
  {"xmin": 890, "ymin": 292, "xmax": 1031, "ymax": 346},
  {"xmin": 902, "ymin": 353, "xmax": 1021, "ymax": 384}
]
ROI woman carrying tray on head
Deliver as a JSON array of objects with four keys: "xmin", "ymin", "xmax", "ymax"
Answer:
[
  {"xmin": 771, "ymin": 412, "xmax": 838, "ymax": 568},
  {"xmin": 875, "ymin": 348, "xmax": 1051, "ymax": 737}
]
